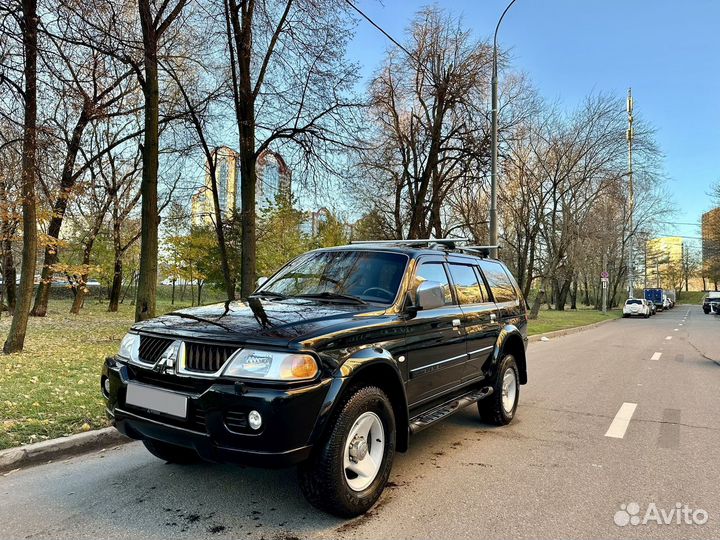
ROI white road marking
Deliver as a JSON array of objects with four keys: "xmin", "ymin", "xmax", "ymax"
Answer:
[
  {"xmin": 674, "ymin": 328, "xmax": 678, "ymax": 331},
  {"xmin": 665, "ymin": 336, "xmax": 672, "ymax": 340},
  {"xmin": 651, "ymin": 352, "xmax": 662, "ymax": 361},
  {"xmin": 605, "ymin": 402, "xmax": 638, "ymax": 439}
]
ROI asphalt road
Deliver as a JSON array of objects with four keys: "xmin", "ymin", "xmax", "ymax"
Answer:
[{"xmin": 2, "ymin": 305, "xmax": 719, "ymax": 539}]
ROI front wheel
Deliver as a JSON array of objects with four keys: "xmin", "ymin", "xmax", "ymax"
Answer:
[
  {"xmin": 298, "ymin": 386, "xmax": 396, "ymax": 517},
  {"xmin": 478, "ymin": 354, "xmax": 520, "ymax": 425}
]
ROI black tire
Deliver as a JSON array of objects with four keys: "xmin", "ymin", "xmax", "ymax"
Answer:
[
  {"xmin": 478, "ymin": 354, "xmax": 519, "ymax": 426},
  {"xmin": 142, "ymin": 439, "xmax": 202, "ymax": 464},
  {"xmin": 644, "ymin": 313, "xmax": 650, "ymax": 319},
  {"xmin": 298, "ymin": 386, "xmax": 396, "ymax": 518}
]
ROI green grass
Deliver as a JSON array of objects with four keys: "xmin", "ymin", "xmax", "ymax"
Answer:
[
  {"xmin": 527, "ymin": 307, "xmax": 622, "ymax": 336},
  {"xmin": 0, "ymin": 292, "xmax": 224, "ymax": 450},
  {"xmin": 676, "ymin": 291, "xmax": 710, "ymax": 304}
]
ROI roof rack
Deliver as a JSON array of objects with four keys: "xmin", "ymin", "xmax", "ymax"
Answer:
[
  {"xmin": 351, "ymin": 238, "xmax": 470, "ymax": 251},
  {"xmin": 350, "ymin": 238, "xmax": 499, "ymax": 257},
  {"xmin": 351, "ymin": 238, "xmax": 469, "ymax": 246}
]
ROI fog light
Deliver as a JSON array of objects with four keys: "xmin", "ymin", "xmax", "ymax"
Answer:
[
  {"xmin": 103, "ymin": 377, "xmax": 110, "ymax": 395},
  {"xmin": 248, "ymin": 410, "xmax": 262, "ymax": 430}
]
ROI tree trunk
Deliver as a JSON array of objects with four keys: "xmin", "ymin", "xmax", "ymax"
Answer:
[
  {"xmin": 556, "ymin": 279, "xmax": 571, "ymax": 311},
  {"xmin": 227, "ymin": 0, "xmax": 258, "ymax": 299},
  {"xmin": 171, "ymin": 278, "xmax": 176, "ymax": 305},
  {"xmin": 570, "ymin": 280, "xmax": 578, "ymax": 310},
  {"xmin": 4, "ymin": 0, "xmax": 38, "ymax": 354},
  {"xmin": 207, "ymin": 158, "xmax": 235, "ymax": 301},
  {"xmin": 1, "ymin": 236, "xmax": 16, "ymax": 312},
  {"xmin": 528, "ymin": 287, "xmax": 545, "ymax": 320},
  {"xmin": 135, "ymin": 2, "xmax": 160, "ymax": 322},
  {"xmin": 108, "ymin": 256, "xmax": 122, "ymax": 312},
  {"xmin": 31, "ymin": 111, "xmax": 89, "ymax": 317}
]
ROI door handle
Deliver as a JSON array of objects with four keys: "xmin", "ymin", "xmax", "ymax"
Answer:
[
  {"xmin": 452, "ymin": 318, "xmax": 461, "ymax": 328},
  {"xmin": 490, "ymin": 313, "xmax": 497, "ymax": 322}
]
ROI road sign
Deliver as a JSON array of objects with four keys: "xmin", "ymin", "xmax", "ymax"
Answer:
[
  {"xmin": 602, "ymin": 281, "xmax": 608, "ymax": 289},
  {"xmin": 601, "ymin": 271, "xmax": 609, "ymax": 279},
  {"xmin": 601, "ymin": 276, "xmax": 609, "ymax": 283}
]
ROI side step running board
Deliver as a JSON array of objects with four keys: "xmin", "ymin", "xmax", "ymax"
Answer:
[{"xmin": 409, "ymin": 386, "xmax": 494, "ymax": 434}]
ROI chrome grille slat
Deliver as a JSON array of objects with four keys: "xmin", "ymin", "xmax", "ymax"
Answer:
[
  {"xmin": 185, "ymin": 342, "xmax": 238, "ymax": 373},
  {"xmin": 139, "ymin": 336, "xmax": 173, "ymax": 364}
]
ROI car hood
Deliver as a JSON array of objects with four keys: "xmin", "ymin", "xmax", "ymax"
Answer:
[{"xmin": 132, "ymin": 298, "xmax": 385, "ymax": 347}]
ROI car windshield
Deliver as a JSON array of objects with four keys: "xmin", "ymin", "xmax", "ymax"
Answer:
[
  {"xmin": 255, "ymin": 250, "xmax": 408, "ymax": 305},
  {"xmin": 626, "ymin": 299, "xmax": 642, "ymax": 305}
]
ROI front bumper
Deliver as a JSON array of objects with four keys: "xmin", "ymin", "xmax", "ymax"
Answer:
[{"xmin": 102, "ymin": 357, "xmax": 332, "ymax": 468}]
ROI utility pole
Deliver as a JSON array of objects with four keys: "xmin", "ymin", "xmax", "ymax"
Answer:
[
  {"xmin": 643, "ymin": 239, "xmax": 648, "ymax": 288},
  {"xmin": 489, "ymin": 0, "xmax": 518, "ymax": 259},
  {"xmin": 656, "ymin": 259, "xmax": 660, "ymax": 288},
  {"xmin": 602, "ymin": 251, "xmax": 608, "ymax": 313},
  {"xmin": 626, "ymin": 88, "xmax": 634, "ymax": 298}
]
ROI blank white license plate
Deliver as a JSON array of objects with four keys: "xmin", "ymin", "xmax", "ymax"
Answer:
[{"xmin": 126, "ymin": 383, "xmax": 187, "ymax": 419}]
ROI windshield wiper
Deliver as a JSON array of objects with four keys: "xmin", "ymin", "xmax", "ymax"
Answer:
[
  {"xmin": 164, "ymin": 312, "xmax": 232, "ymax": 331},
  {"xmin": 250, "ymin": 290, "xmax": 288, "ymax": 299},
  {"xmin": 296, "ymin": 292, "xmax": 368, "ymax": 305}
]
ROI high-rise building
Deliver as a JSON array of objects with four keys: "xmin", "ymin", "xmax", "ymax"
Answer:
[
  {"xmin": 702, "ymin": 208, "xmax": 720, "ymax": 284},
  {"xmin": 702, "ymin": 208, "xmax": 720, "ymax": 264},
  {"xmin": 191, "ymin": 147, "xmax": 291, "ymax": 227},
  {"xmin": 645, "ymin": 236, "xmax": 683, "ymax": 288}
]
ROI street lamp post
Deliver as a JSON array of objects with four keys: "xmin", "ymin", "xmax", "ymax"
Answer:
[{"xmin": 489, "ymin": 0, "xmax": 518, "ymax": 259}]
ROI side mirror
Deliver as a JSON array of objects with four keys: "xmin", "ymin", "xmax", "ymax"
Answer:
[
  {"xmin": 257, "ymin": 276, "xmax": 268, "ymax": 287},
  {"xmin": 416, "ymin": 280, "xmax": 445, "ymax": 310}
]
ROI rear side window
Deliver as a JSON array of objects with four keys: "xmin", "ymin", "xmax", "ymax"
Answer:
[
  {"xmin": 448, "ymin": 264, "xmax": 486, "ymax": 304},
  {"xmin": 626, "ymin": 299, "xmax": 642, "ymax": 305},
  {"xmin": 478, "ymin": 261, "xmax": 517, "ymax": 303},
  {"xmin": 415, "ymin": 262, "xmax": 453, "ymax": 305}
]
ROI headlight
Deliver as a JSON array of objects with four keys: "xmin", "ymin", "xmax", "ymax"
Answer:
[
  {"xmin": 222, "ymin": 349, "xmax": 318, "ymax": 381},
  {"xmin": 118, "ymin": 333, "xmax": 140, "ymax": 362}
]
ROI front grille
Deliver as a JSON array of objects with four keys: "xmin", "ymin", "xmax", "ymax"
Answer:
[
  {"xmin": 139, "ymin": 335, "xmax": 173, "ymax": 364},
  {"xmin": 224, "ymin": 410, "xmax": 248, "ymax": 433},
  {"xmin": 185, "ymin": 342, "xmax": 239, "ymax": 373}
]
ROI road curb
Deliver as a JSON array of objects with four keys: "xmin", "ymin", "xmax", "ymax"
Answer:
[
  {"xmin": 528, "ymin": 316, "xmax": 619, "ymax": 343},
  {"xmin": 0, "ymin": 427, "xmax": 132, "ymax": 474}
]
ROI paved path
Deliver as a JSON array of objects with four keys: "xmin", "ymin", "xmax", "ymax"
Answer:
[{"xmin": 1, "ymin": 305, "xmax": 719, "ymax": 539}]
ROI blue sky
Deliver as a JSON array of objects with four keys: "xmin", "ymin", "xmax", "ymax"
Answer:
[{"xmin": 346, "ymin": 0, "xmax": 720, "ymax": 249}]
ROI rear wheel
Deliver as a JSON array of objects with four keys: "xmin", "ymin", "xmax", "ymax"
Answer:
[
  {"xmin": 478, "ymin": 354, "xmax": 519, "ymax": 425},
  {"xmin": 142, "ymin": 439, "xmax": 202, "ymax": 464},
  {"xmin": 298, "ymin": 385, "xmax": 396, "ymax": 517}
]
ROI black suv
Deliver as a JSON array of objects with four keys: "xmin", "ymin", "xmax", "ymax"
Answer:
[{"xmin": 102, "ymin": 241, "xmax": 528, "ymax": 517}]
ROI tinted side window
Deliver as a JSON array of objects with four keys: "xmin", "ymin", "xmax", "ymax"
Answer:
[
  {"xmin": 415, "ymin": 262, "xmax": 453, "ymax": 305},
  {"xmin": 448, "ymin": 264, "xmax": 486, "ymax": 304},
  {"xmin": 478, "ymin": 261, "xmax": 517, "ymax": 303}
]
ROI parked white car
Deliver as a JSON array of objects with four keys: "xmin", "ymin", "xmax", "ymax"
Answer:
[{"xmin": 623, "ymin": 298, "xmax": 651, "ymax": 318}]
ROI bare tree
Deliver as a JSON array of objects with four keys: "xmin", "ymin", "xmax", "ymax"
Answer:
[
  {"xmin": 30, "ymin": 21, "xmax": 140, "ymax": 316},
  {"xmin": 224, "ymin": 0, "xmax": 361, "ymax": 297},
  {"xmin": 164, "ymin": 62, "xmax": 236, "ymax": 300},
  {"xmin": 2, "ymin": 0, "xmax": 39, "ymax": 353},
  {"xmin": 357, "ymin": 8, "xmax": 496, "ymax": 240}
]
